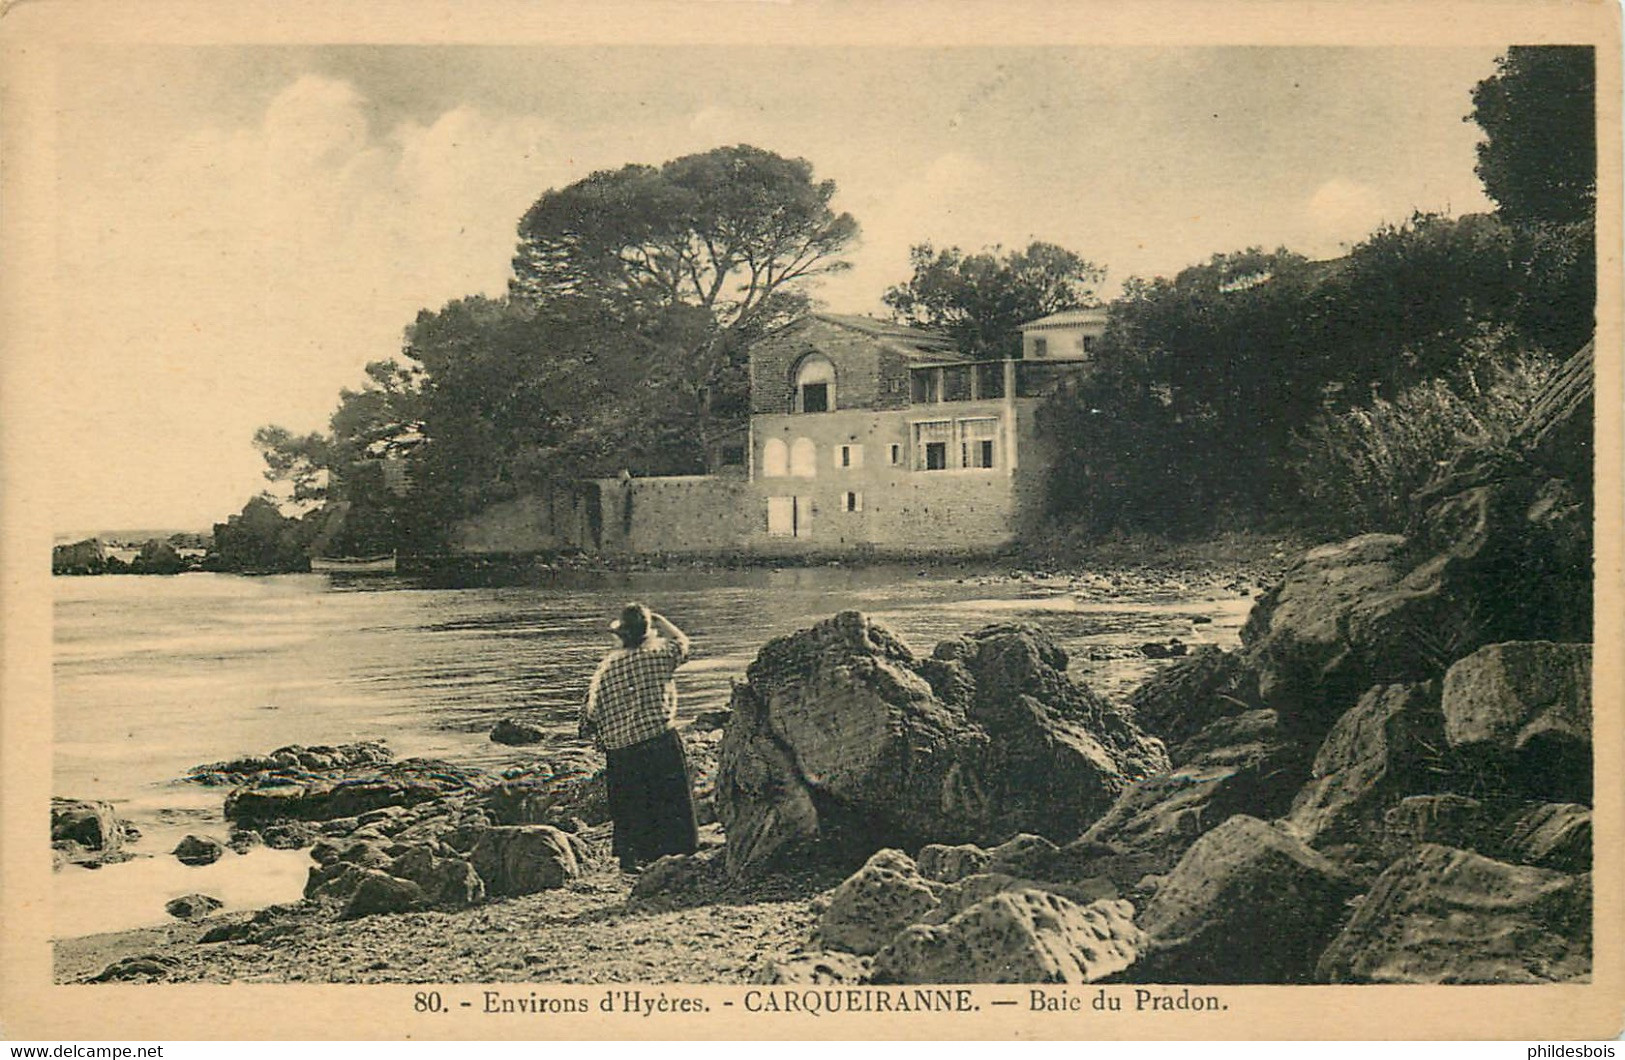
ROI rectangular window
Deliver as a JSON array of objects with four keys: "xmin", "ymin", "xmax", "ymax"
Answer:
[
  {"xmin": 913, "ymin": 420, "xmax": 952, "ymax": 471},
  {"xmin": 800, "ymin": 383, "xmax": 828, "ymax": 413},
  {"xmin": 838, "ymin": 444, "xmax": 864, "ymax": 469},
  {"xmin": 942, "ymin": 366, "xmax": 972, "ymax": 402},
  {"xmin": 1081, "ymin": 335, "xmax": 1096, "ymax": 354},
  {"xmin": 889, "ymin": 443, "xmax": 902, "ymax": 466},
  {"xmin": 845, "ymin": 491, "xmax": 863, "ymax": 513},
  {"xmin": 1032, "ymin": 336, "xmax": 1048, "ymax": 358},
  {"xmin": 959, "ymin": 417, "xmax": 999, "ymax": 469}
]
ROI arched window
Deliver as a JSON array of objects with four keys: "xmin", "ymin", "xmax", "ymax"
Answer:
[
  {"xmin": 761, "ymin": 438, "xmax": 789, "ymax": 478},
  {"xmin": 793, "ymin": 354, "xmax": 836, "ymax": 413},
  {"xmin": 789, "ymin": 437, "xmax": 817, "ymax": 478}
]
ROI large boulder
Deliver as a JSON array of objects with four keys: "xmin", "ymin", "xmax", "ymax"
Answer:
[
  {"xmin": 870, "ymin": 891, "xmax": 1142, "ymax": 984},
  {"xmin": 1238, "ymin": 534, "xmax": 1414, "ymax": 729},
  {"xmin": 1128, "ymin": 645, "xmax": 1259, "ymax": 756},
  {"xmin": 715, "ymin": 613, "xmax": 1167, "ymax": 877},
  {"xmin": 1131, "ymin": 815, "xmax": 1357, "ymax": 984},
  {"xmin": 1062, "ymin": 709, "xmax": 1310, "ymax": 888},
  {"xmin": 1285, "ymin": 682, "xmax": 1448, "ymax": 858},
  {"xmin": 1235, "ymin": 345, "xmax": 1591, "ymax": 740},
  {"xmin": 1441, "ymin": 641, "xmax": 1591, "ymax": 802},
  {"xmin": 815, "ymin": 850, "xmax": 944, "ymax": 956},
  {"xmin": 468, "ymin": 825, "xmax": 589, "ymax": 897},
  {"xmin": 1380, "ymin": 795, "xmax": 1591, "ymax": 874},
  {"xmin": 52, "ymin": 798, "xmax": 124, "ymax": 851},
  {"xmin": 1316, "ymin": 844, "xmax": 1590, "ymax": 983},
  {"xmin": 1496, "ymin": 802, "xmax": 1592, "ymax": 873}
]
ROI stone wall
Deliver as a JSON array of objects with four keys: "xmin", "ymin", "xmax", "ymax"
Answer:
[
  {"xmin": 448, "ymin": 489, "xmax": 596, "ymax": 554},
  {"xmin": 594, "ymin": 475, "xmax": 757, "ymax": 555}
]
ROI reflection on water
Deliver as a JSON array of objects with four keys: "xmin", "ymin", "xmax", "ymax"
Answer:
[{"xmin": 52, "ymin": 566, "xmax": 1246, "ymax": 937}]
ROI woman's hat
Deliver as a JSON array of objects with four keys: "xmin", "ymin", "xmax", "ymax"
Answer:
[{"xmin": 610, "ymin": 603, "xmax": 650, "ymax": 641}]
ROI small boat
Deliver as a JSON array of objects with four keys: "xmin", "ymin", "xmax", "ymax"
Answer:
[{"xmin": 309, "ymin": 553, "xmax": 397, "ymax": 573}]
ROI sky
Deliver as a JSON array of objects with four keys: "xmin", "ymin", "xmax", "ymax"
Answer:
[{"xmin": 45, "ymin": 44, "xmax": 1505, "ymax": 533}]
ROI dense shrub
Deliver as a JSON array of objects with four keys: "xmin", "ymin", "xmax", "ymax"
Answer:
[{"xmin": 1287, "ymin": 351, "xmax": 1557, "ymax": 536}]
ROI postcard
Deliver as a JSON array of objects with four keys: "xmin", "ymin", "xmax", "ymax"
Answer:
[{"xmin": 2, "ymin": 0, "xmax": 1619, "ymax": 1042}]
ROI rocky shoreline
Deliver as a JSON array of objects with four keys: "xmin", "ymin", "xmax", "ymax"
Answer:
[{"xmin": 52, "ymin": 345, "xmax": 1595, "ymax": 987}]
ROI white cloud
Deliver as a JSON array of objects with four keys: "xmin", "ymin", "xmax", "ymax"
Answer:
[
  {"xmin": 51, "ymin": 76, "xmax": 569, "ymax": 530},
  {"xmin": 1302, "ymin": 178, "xmax": 1392, "ymax": 255}
]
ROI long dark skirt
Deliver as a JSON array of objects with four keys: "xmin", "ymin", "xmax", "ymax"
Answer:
[{"xmin": 604, "ymin": 728, "xmax": 699, "ymax": 871}]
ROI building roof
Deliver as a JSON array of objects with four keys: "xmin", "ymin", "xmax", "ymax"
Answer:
[
  {"xmin": 1019, "ymin": 306, "xmax": 1109, "ymax": 331},
  {"xmin": 811, "ymin": 313, "xmax": 971, "ymax": 364}
]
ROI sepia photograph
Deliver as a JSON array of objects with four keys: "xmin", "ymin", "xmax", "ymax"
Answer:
[{"xmin": 2, "ymin": 0, "xmax": 1619, "ymax": 1042}]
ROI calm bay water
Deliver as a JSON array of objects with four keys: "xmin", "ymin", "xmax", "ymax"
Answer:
[{"xmin": 53, "ymin": 567, "xmax": 1246, "ymax": 938}]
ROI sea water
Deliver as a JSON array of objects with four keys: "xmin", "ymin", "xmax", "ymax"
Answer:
[{"xmin": 51, "ymin": 567, "xmax": 1247, "ymax": 938}]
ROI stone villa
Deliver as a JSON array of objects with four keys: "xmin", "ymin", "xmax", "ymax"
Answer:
[{"xmin": 451, "ymin": 308, "xmax": 1106, "ymax": 557}]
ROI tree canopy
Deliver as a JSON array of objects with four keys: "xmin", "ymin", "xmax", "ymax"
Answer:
[
  {"xmin": 1039, "ymin": 212, "xmax": 1573, "ymax": 536},
  {"xmin": 1469, "ymin": 46, "xmax": 1596, "ymax": 227},
  {"xmin": 883, "ymin": 241, "xmax": 1105, "ymax": 358},
  {"xmin": 510, "ymin": 144, "xmax": 857, "ymax": 400}
]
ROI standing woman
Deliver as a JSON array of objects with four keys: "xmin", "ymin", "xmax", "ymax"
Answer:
[{"xmin": 579, "ymin": 602, "xmax": 699, "ymax": 873}]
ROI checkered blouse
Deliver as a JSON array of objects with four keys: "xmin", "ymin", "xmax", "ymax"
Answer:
[{"xmin": 581, "ymin": 636, "xmax": 689, "ymax": 750}]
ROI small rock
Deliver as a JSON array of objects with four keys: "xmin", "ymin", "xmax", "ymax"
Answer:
[
  {"xmin": 630, "ymin": 851, "xmax": 721, "ymax": 904},
  {"xmin": 469, "ymin": 825, "xmax": 588, "ymax": 897},
  {"xmin": 165, "ymin": 893, "xmax": 223, "ymax": 920},
  {"xmin": 490, "ymin": 718, "xmax": 548, "ymax": 746},
  {"xmin": 986, "ymin": 833, "xmax": 1062, "ymax": 878},
  {"xmin": 689, "ymin": 709, "xmax": 733, "ymax": 733},
  {"xmin": 173, "ymin": 834, "xmax": 225, "ymax": 866},
  {"xmin": 871, "ymin": 891, "xmax": 1142, "ymax": 984},
  {"xmin": 341, "ymin": 869, "xmax": 428, "ymax": 919},
  {"xmin": 51, "ymin": 798, "xmax": 125, "ymax": 854},
  {"xmin": 89, "ymin": 954, "xmax": 179, "ymax": 983},
  {"xmin": 815, "ymin": 849, "xmax": 944, "ymax": 956},
  {"xmin": 751, "ymin": 951, "xmax": 871, "ymax": 984},
  {"xmin": 260, "ymin": 821, "xmax": 318, "ymax": 849},
  {"xmin": 388, "ymin": 846, "xmax": 484, "ymax": 908},
  {"xmin": 916, "ymin": 843, "xmax": 992, "ymax": 884},
  {"xmin": 335, "ymin": 840, "xmax": 394, "ymax": 870}
]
